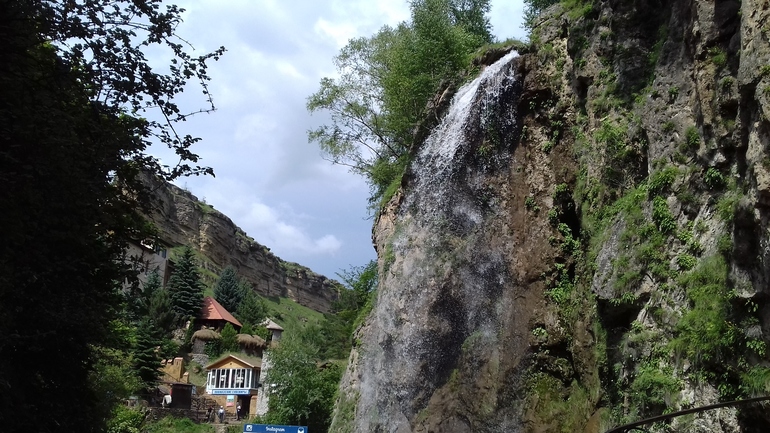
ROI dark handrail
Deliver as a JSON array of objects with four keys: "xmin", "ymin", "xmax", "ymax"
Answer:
[{"xmin": 604, "ymin": 396, "xmax": 770, "ymax": 433}]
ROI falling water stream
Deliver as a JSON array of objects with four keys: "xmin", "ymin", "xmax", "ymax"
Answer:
[{"xmin": 349, "ymin": 50, "xmax": 524, "ymax": 433}]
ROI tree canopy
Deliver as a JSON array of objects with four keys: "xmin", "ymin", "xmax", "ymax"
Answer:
[
  {"xmin": 307, "ymin": 0, "xmax": 493, "ymax": 209},
  {"xmin": 167, "ymin": 247, "xmax": 205, "ymax": 321},
  {"xmin": 262, "ymin": 329, "xmax": 342, "ymax": 432},
  {"xmin": 0, "ymin": 1, "xmax": 222, "ymax": 430},
  {"xmin": 214, "ymin": 266, "xmax": 246, "ymax": 313}
]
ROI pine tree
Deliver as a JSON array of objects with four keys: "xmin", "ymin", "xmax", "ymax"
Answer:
[
  {"xmin": 236, "ymin": 289, "xmax": 269, "ymax": 328},
  {"xmin": 149, "ymin": 285, "xmax": 176, "ymax": 338},
  {"xmin": 214, "ymin": 266, "xmax": 245, "ymax": 313},
  {"xmin": 167, "ymin": 247, "xmax": 204, "ymax": 322},
  {"xmin": 220, "ymin": 323, "xmax": 239, "ymax": 353},
  {"xmin": 133, "ymin": 319, "xmax": 161, "ymax": 389}
]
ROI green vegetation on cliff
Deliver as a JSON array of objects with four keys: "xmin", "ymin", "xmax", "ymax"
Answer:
[{"xmin": 308, "ymin": 0, "xmax": 494, "ymax": 209}]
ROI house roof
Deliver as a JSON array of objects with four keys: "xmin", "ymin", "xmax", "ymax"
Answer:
[
  {"xmin": 264, "ymin": 319, "xmax": 284, "ymax": 331},
  {"xmin": 199, "ymin": 296, "xmax": 242, "ymax": 328},
  {"xmin": 205, "ymin": 353, "xmax": 262, "ymax": 370}
]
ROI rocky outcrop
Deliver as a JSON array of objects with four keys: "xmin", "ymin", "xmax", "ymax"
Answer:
[
  {"xmin": 332, "ymin": 0, "xmax": 770, "ymax": 432},
  {"xmin": 143, "ymin": 177, "xmax": 339, "ymax": 313}
]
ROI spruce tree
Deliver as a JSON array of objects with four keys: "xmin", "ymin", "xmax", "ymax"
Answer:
[
  {"xmin": 133, "ymin": 319, "xmax": 161, "ymax": 389},
  {"xmin": 149, "ymin": 285, "xmax": 176, "ymax": 338},
  {"xmin": 167, "ymin": 247, "xmax": 204, "ymax": 322},
  {"xmin": 220, "ymin": 323, "xmax": 239, "ymax": 353},
  {"xmin": 214, "ymin": 266, "xmax": 245, "ymax": 313},
  {"xmin": 236, "ymin": 289, "xmax": 269, "ymax": 328}
]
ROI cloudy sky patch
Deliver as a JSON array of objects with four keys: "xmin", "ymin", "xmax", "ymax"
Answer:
[{"xmin": 161, "ymin": 0, "xmax": 525, "ymax": 278}]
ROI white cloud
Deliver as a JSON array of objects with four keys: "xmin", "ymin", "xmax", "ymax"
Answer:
[{"xmin": 157, "ymin": 0, "xmax": 527, "ymax": 278}]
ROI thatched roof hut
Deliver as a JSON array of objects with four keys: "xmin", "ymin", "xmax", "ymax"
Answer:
[
  {"xmin": 192, "ymin": 328, "xmax": 221, "ymax": 341},
  {"xmin": 237, "ymin": 333, "xmax": 266, "ymax": 349}
]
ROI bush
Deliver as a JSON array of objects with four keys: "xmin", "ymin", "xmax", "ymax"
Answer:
[{"xmin": 652, "ymin": 196, "xmax": 676, "ymax": 234}]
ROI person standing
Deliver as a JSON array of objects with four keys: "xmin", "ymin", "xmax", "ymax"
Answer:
[
  {"xmin": 218, "ymin": 406, "xmax": 225, "ymax": 423},
  {"xmin": 236, "ymin": 403, "xmax": 242, "ymax": 420}
]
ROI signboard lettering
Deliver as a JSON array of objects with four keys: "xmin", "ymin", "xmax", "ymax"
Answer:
[
  {"xmin": 211, "ymin": 389, "xmax": 250, "ymax": 395},
  {"xmin": 243, "ymin": 424, "xmax": 307, "ymax": 433}
]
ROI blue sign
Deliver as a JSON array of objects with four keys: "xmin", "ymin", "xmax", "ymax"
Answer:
[
  {"xmin": 243, "ymin": 424, "xmax": 308, "ymax": 433},
  {"xmin": 211, "ymin": 389, "xmax": 250, "ymax": 395}
]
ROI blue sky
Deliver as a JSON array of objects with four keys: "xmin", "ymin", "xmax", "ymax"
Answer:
[{"xmin": 156, "ymin": 0, "xmax": 527, "ymax": 279}]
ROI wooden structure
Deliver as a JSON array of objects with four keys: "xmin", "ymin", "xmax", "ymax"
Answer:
[
  {"xmin": 204, "ymin": 354, "xmax": 262, "ymax": 419},
  {"xmin": 198, "ymin": 296, "xmax": 242, "ymax": 331}
]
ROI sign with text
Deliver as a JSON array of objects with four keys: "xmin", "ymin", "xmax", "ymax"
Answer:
[
  {"xmin": 210, "ymin": 389, "xmax": 250, "ymax": 395},
  {"xmin": 243, "ymin": 424, "xmax": 308, "ymax": 433}
]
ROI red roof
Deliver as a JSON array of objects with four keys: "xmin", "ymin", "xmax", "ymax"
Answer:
[{"xmin": 199, "ymin": 296, "xmax": 242, "ymax": 328}]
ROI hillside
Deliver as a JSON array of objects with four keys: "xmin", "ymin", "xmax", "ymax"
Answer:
[
  {"xmin": 333, "ymin": 0, "xmax": 770, "ymax": 432},
  {"xmin": 143, "ymin": 175, "xmax": 341, "ymax": 313}
]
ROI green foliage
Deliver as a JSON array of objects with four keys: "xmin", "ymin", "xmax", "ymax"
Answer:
[
  {"xmin": 236, "ymin": 290, "xmax": 269, "ymax": 329},
  {"xmin": 214, "ymin": 266, "xmax": 246, "ymax": 313},
  {"xmin": 651, "ymin": 196, "xmax": 676, "ymax": 234},
  {"xmin": 704, "ymin": 167, "xmax": 726, "ymax": 189},
  {"xmin": 325, "ymin": 261, "xmax": 379, "ymax": 358},
  {"xmin": 717, "ymin": 192, "xmax": 741, "ymax": 222},
  {"xmin": 708, "ymin": 46, "xmax": 727, "ymax": 68},
  {"xmin": 676, "ymin": 254, "xmax": 697, "ymax": 271},
  {"xmin": 220, "ymin": 323, "xmax": 239, "ymax": 353},
  {"xmin": 670, "ymin": 256, "xmax": 736, "ymax": 367},
  {"xmin": 523, "ymin": 0, "xmax": 561, "ymax": 29},
  {"xmin": 167, "ymin": 247, "xmax": 205, "ymax": 322},
  {"xmin": 721, "ymin": 76, "xmax": 735, "ymax": 91},
  {"xmin": 0, "ymin": 1, "xmax": 223, "ymax": 430},
  {"xmin": 106, "ymin": 406, "xmax": 145, "ymax": 433},
  {"xmin": 525, "ymin": 374, "xmax": 595, "ymax": 433},
  {"xmin": 647, "ymin": 166, "xmax": 678, "ymax": 197},
  {"xmin": 740, "ymin": 367, "xmax": 770, "ymax": 396},
  {"xmin": 525, "ymin": 195, "xmax": 540, "ymax": 212},
  {"xmin": 629, "ymin": 361, "xmax": 680, "ymax": 416},
  {"xmin": 668, "ymin": 86, "xmax": 680, "ymax": 101},
  {"xmin": 133, "ymin": 319, "xmax": 162, "ymax": 389},
  {"xmin": 546, "ymin": 263, "xmax": 574, "ymax": 304},
  {"xmin": 261, "ymin": 331, "xmax": 343, "ymax": 432},
  {"xmin": 308, "ymin": 0, "xmax": 492, "ymax": 209},
  {"xmin": 681, "ymin": 126, "xmax": 700, "ymax": 153},
  {"xmin": 144, "ymin": 416, "xmax": 216, "ymax": 433}
]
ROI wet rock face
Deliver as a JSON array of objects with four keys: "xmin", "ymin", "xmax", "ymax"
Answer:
[
  {"xmin": 334, "ymin": 0, "xmax": 770, "ymax": 431},
  {"xmin": 143, "ymin": 176, "xmax": 338, "ymax": 313},
  {"xmin": 332, "ymin": 51, "xmax": 552, "ymax": 433}
]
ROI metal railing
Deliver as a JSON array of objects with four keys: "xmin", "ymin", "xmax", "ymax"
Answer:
[{"xmin": 604, "ymin": 396, "xmax": 770, "ymax": 433}]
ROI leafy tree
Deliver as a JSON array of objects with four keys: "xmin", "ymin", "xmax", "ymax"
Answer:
[
  {"xmin": 240, "ymin": 322, "xmax": 254, "ymax": 336},
  {"xmin": 214, "ymin": 266, "xmax": 246, "ymax": 313},
  {"xmin": 236, "ymin": 289, "xmax": 269, "ymax": 328},
  {"xmin": 167, "ymin": 247, "xmax": 205, "ymax": 322},
  {"xmin": 321, "ymin": 261, "xmax": 379, "ymax": 359},
  {"xmin": 523, "ymin": 0, "xmax": 561, "ymax": 29},
  {"xmin": 333, "ymin": 260, "xmax": 379, "ymax": 316},
  {"xmin": 0, "ymin": 1, "xmax": 222, "ymax": 430},
  {"xmin": 307, "ymin": 0, "xmax": 492, "ymax": 208},
  {"xmin": 262, "ymin": 330, "xmax": 342, "ymax": 432}
]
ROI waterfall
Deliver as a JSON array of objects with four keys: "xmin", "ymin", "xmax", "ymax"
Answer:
[
  {"xmin": 409, "ymin": 49, "xmax": 520, "ymax": 224},
  {"xmin": 349, "ymin": 49, "xmax": 525, "ymax": 433}
]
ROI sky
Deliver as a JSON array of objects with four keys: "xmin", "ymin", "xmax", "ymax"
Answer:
[{"xmin": 155, "ymin": 0, "xmax": 527, "ymax": 280}]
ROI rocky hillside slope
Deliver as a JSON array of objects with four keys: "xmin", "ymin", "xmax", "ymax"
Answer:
[
  {"xmin": 332, "ymin": 0, "xmax": 770, "ymax": 432},
  {"xmin": 143, "ymin": 176, "xmax": 339, "ymax": 313}
]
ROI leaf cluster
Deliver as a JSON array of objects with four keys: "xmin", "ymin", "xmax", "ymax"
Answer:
[{"xmin": 308, "ymin": 0, "xmax": 493, "ymax": 209}]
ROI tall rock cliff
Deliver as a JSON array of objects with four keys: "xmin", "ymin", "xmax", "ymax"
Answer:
[
  {"xmin": 332, "ymin": 1, "xmax": 770, "ymax": 432},
  {"xmin": 143, "ymin": 177, "xmax": 339, "ymax": 313}
]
